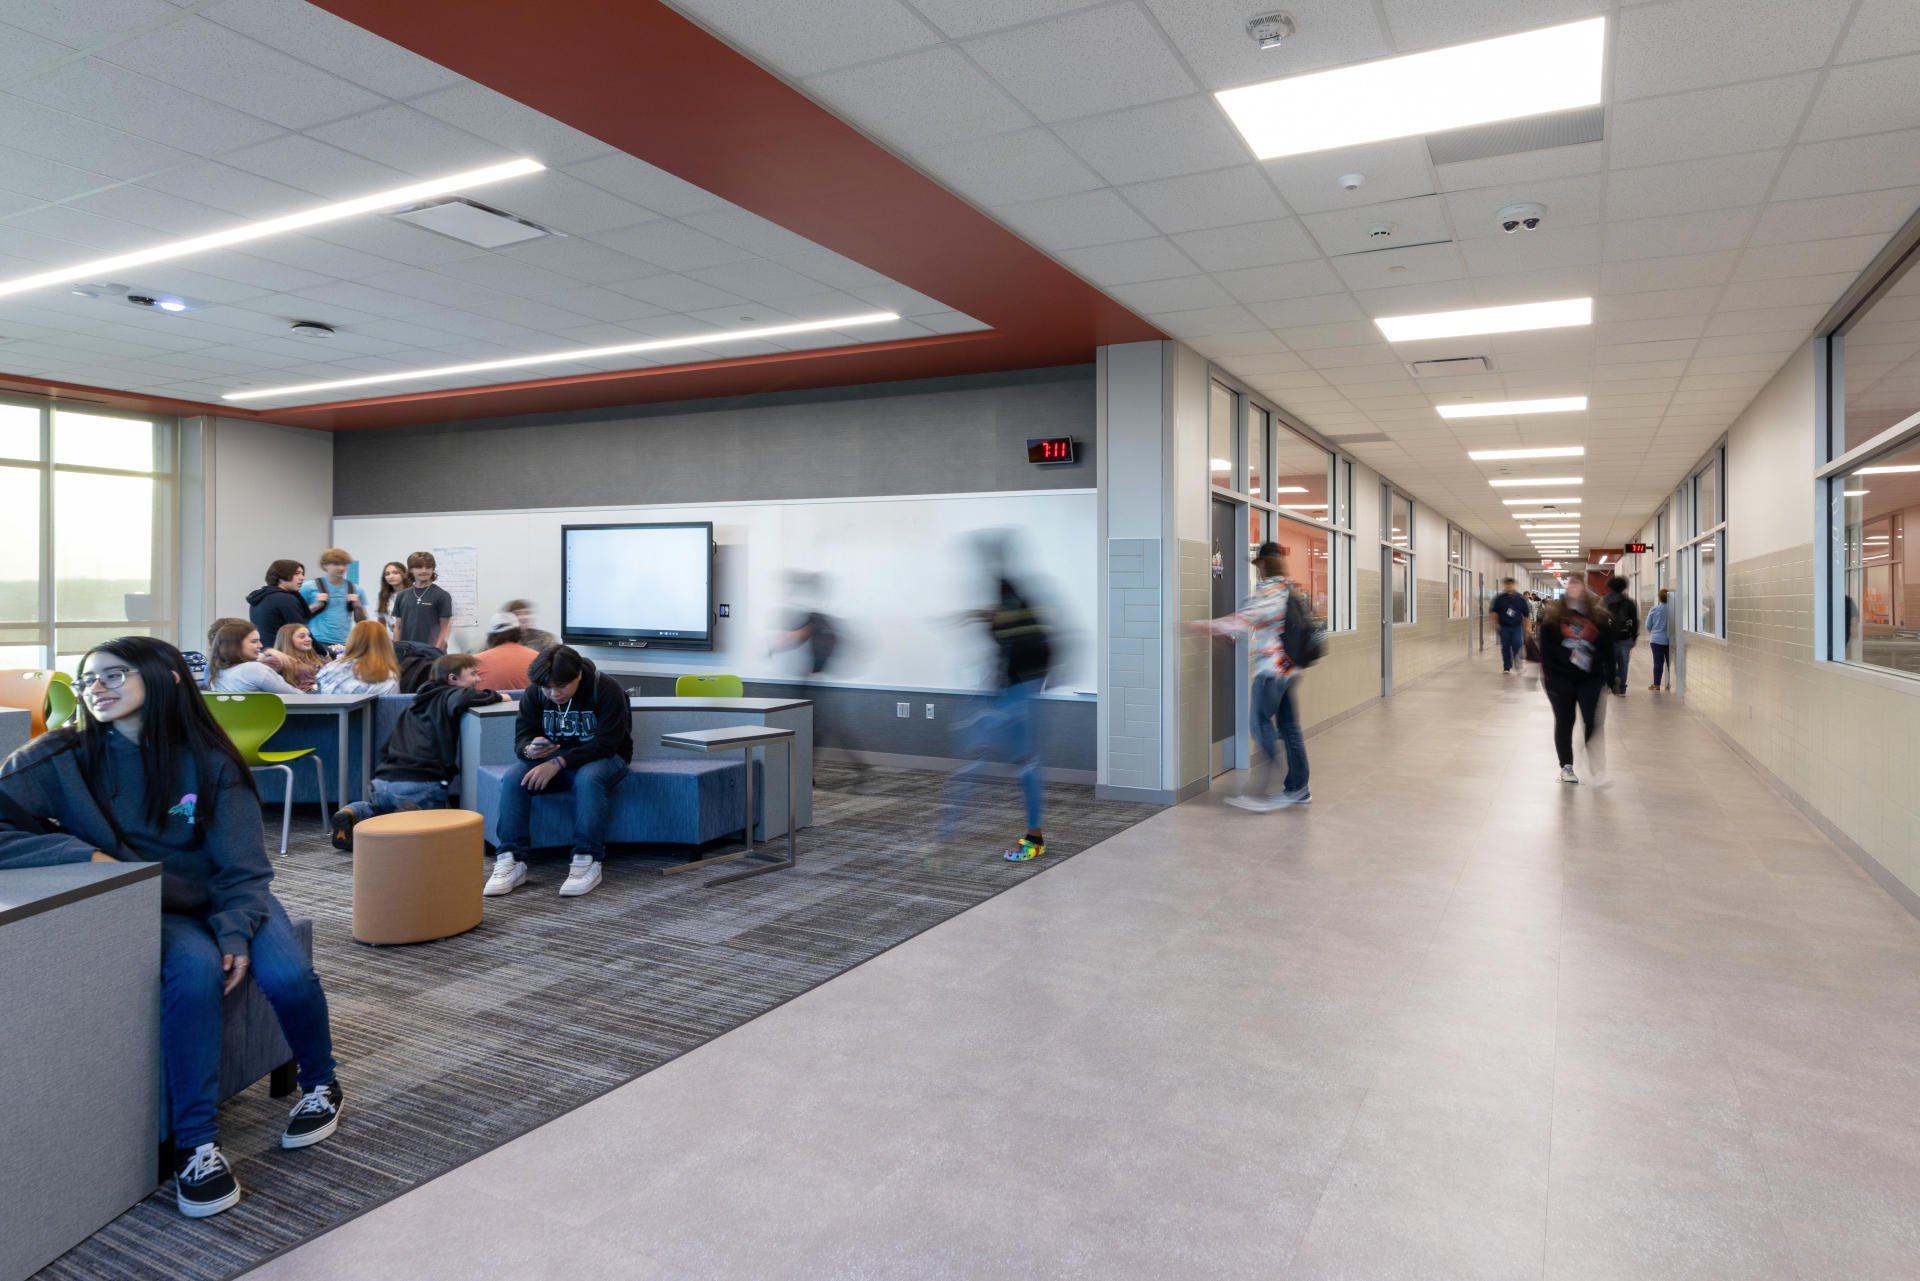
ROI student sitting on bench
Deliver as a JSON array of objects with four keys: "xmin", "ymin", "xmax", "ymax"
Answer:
[
  {"xmin": 329, "ymin": 653, "xmax": 504, "ymax": 851},
  {"xmin": 484, "ymin": 645, "xmax": 631, "ymax": 900}
]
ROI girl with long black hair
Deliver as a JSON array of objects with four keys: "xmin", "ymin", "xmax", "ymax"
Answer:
[{"xmin": 0, "ymin": 637, "xmax": 343, "ymax": 1218}]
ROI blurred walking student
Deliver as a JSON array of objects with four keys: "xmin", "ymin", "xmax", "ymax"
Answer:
[
  {"xmin": 1201, "ymin": 540, "xmax": 1319, "ymax": 811},
  {"xmin": 272, "ymin": 623, "xmax": 327, "ymax": 693},
  {"xmin": 772, "ymin": 572, "xmax": 859, "ymax": 779},
  {"xmin": 1602, "ymin": 575, "xmax": 1639, "ymax": 696},
  {"xmin": 331, "ymin": 653, "xmax": 504, "ymax": 850},
  {"xmin": 373, "ymin": 562, "xmax": 409, "ymax": 636},
  {"xmin": 301, "ymin": 548, "xmax": 362, "ymax": 649},
  {"xmin": 500, "ymin": 599, "xmax": 557, "ymax": 653},
  {"xmin": 247, "ymin": 559, "xmax": 309, "ymax": 645},
  {"xmin": 473, "ymin": 615, "xmax": 539, "ymax": 691},
  {"xmin": 206, "ymin": 619, "xmax": 303, "ymax": 696},
  {"xmin": 394, "ymin": 552, "xmax": 452, "ymax": 650},
  {"xmin": 1646, "ymin": 588, "xmax": 1673, "ymax": 691},
  {"xmin": 315, "ymin": 620, "xmax": 402, "ymax": 696},
  {"xmin": 1538, "ymin": 577, "xmax": 1614, "ymax": 784},
  {"xmin": 1489, "ymin": 577, "xmax": 1532, "ymax": 674}
]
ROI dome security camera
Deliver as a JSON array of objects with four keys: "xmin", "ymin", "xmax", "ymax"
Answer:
[{"xmin": 1496, "ymin": 202, "xmax": 1547, "ymax": 234}]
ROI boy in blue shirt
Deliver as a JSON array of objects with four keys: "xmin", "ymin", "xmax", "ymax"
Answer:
[{"xmin": 301, "ymin": 547, "xmax": 362, "ymax": 652}]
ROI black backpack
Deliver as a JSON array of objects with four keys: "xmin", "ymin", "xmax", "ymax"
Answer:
[
  {"xmin": 1281, "ymin": 589, "xmax": 1325, "ymax": 669},
  {"xmin": 1608, "ymin": 596, "xmax": 1638, "ymax": 640}
]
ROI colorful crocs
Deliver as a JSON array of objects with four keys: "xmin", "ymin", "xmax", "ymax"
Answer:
[{"xmin": 1003, "ymin": 837, "xmax": 1044, "ymax": 862}]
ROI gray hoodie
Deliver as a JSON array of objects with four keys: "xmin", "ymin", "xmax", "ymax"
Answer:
[{"xmin": 0, "ymin": 730, "xmax": 274, "ymax": 957}]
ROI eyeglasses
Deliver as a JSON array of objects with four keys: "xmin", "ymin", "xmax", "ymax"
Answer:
[{"xmin": 75, "ymin": 668, "xmax": 134, "ymax": 692}]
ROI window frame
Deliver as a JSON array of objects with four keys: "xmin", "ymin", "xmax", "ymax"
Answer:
[
  {"xmin": 1673, "ymin": 446, "xmax": 1726, "ymax": 638},
  {"xmin": 1382, "ymin": 484, "xmax": 1415, "ymax": 626},
  {"xmin": 0, "ymin": 394, "xmax": 177, "ymax": 670}
]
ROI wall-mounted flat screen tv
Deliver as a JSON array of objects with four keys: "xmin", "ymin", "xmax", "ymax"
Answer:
[{"xmin": 561, "ymin": 522, "xmax": 714, "ymax": 650}]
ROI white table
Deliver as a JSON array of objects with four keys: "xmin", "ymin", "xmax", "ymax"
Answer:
[
  {"xmin": 281, "ymin": 692, "xmax": 378, "ymax": 808},
  {"xmin": 660, "ymin": 725, "xmax": 798, "ymax": 886}
]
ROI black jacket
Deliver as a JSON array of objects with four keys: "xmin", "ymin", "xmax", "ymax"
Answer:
[
  {"xmin": 376, "ymin": 682, "xmax": 505, "ymax": 783},
  {"xmin": 1538, "ymin": 601, "xmax": 1615, "ymax": 685},
  {"xmin": 1602, "ymin": 592, "xmax": 1639, "ymax": 641},
  {"xmin": 513, "ymin": 660, "xmax": 632, "ymax": 770},
  {"xmin": 247, "ymin": 584, "xmax": 309, "ymax": 643}
]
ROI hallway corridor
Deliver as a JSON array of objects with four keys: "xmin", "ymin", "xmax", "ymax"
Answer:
[{"xmin": 250, "ymin": 651, "xmax": 1920, "ymax": 1281}]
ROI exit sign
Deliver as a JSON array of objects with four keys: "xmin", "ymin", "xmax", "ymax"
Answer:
[{"xmin": 1625, "ymin": 542, "xmax": 1648, "ymax": 553}]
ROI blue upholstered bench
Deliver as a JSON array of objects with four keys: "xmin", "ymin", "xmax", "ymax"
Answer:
[{"xmin": 471, "ymin": 757, "xmax": 761, "ymax": 850}]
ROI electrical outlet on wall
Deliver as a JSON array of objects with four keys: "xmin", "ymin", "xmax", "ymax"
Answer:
[
  {"xmin": 925, "ymin": 703, "xmax": 935, "ymax": 719},
  {"xmin": 896, "ymin": 702, "xmax": 910, "ymax": 718},
  {"xmin": 716, "ymin": 603, "xmax": 730, "ymax": 617}
]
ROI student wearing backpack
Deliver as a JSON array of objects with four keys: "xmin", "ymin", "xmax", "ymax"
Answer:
[
  {"xmin": 1602, "ymin": 575, "xmax": 1639, "ymax": 696},
  {"xmin": 300, "ymin": 548, "xmax": 363, "ymax": 650},
  {"xmin": 1201, "ymin": 541, "xmax": 1318, "ymax": 811}
]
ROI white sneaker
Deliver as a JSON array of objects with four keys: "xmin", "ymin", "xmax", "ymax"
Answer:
[
  {"xmin": 1225, "ymin": 793, "xmax": 1281, "ymax": 812},
  {"xmin": 1560, "ymin": 765, "xmax": 1579, "ymax": 784},
  {"xmin": 1273, "ymin": 787, "xmax": 1312, "ymax": 807},
  {"xmin": 558, "ymin": 855, "xmax": 602, "ymax": 897},
  {"xmin": 484, "ymin": 853, "xmax": 527, "ymax": 896}
]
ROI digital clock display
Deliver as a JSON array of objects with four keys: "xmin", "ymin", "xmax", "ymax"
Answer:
[
  {"xmin": 1026, "ymin": 436, "xmax": 1078, "ymax": 466},
  {"xmin": 1625, "ymin": 542, "xmax": 1649, "ymax": 554}
]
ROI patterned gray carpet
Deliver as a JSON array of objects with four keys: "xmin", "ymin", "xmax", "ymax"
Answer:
[{"xmin": 35, "ymin": 763, "xmax": 1154, "ymax": 1281}]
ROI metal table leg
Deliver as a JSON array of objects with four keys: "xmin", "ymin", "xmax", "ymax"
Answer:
[
  {"xmin": 706, "ymin": 741, "xmax": 799, "ymax": 887},
  {"xmin": 335, "ymin": 708, "xmax": 349, "ymax": 826},
  {"xmin": 359, "ymin": 702, "xmax": 373, "ymax": 798},
  {"xmin": 661, "ymin": 744, "xmax": 753, "ymax": 877}
]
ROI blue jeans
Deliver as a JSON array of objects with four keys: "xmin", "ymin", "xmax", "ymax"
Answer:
[
  {"xmin": 943, "ymin": 680, "xmax": 1044, "ymax": 833},
  {"xmin": 1613, "ymin": 639, "xmax": 1633, "ymax": 691},
  {"xmin": 344, "ymin": 777, "xmax": 447, "ymax": 823},
  {"xmin": 162, "ymin": 894, "xmax": 335, "ymax": 1149},
  {"xmin": 494, "ymin": 754, "xmax": 627, "ymax": 860},
  {"xmin": 1253, "ymin": 672, "xmax": 1308, "ymax": 795},
  {"xmin": 1498, "ymin": 624, "xmax": 1525, "ymax": 670}
]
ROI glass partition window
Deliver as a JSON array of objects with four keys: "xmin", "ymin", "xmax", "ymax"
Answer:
[
  {"xmin": 1836, "ymin": 261, "xmax": 1920, "ymax": 455},
  {"xmin": 1389, "ymin": 494, "xmax": 1413, "ymax": 549},
  {"xmin": 1274, "ymin": 516, "xmax": 1331, "ymax": 619},
  {"xmin": 1390, "ymin": 550, "xmax": 1411, "ymax": 624},
  {"xmin": 1209, "ymin": 382, "xmax": 1236, "ymax": 491},
  {"xmin": 0, "ymin": 400, "xmax": 174, "ymax": 669},
  {"xmin": 1838, "ymin": 438, "xmax": 1918, "ymax": 674},
  {"xmin": 1678, "ymin": 449, "xmax": 1726, "ymax": 637},
  {"xmin": 1273, "ymin": 421, "xmax": 1331, "ymax": 516},
  {"xmin": 1249, "ymin": 406, "xmax": 1268, "ymax": 501}
]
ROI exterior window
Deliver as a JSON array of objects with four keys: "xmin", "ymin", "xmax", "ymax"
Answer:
[
  {"xmin": 1838, "ymin": 437, "xmax": 1918, "ymax": 675},
  {"xmin": 0, "ymin": 400, "xmax": 175, "ymax": 669}
]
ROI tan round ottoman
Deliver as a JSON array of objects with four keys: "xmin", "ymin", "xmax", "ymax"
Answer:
[{"xmin": 351, "ymin": 810, "xmax": 485, "ymax": 945}]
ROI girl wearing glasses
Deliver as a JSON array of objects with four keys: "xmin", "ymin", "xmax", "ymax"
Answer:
[{"xmin": 0, "ymin": 637, "xmax": 343, "ymax": 1219}]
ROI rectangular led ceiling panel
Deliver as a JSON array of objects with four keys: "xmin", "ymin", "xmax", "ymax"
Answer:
[
  {"xmin": 1469, "ymin": 446, "xmax": 1585, "ymax": 461},
  {"xmin": 1440, "ymin": 397, "xmax": 1588, "ymax": 419},
  {"xmin": 1378, "ymin": 298, "xmax": 1592, "ymax": 343},
  {"xmin": 1490, "ymin": 477, "xmax": 1582, "ymax": 487},
  {"xmin": 1216, "ymin": 18, "xmax": 1605, "ymax": 160}
]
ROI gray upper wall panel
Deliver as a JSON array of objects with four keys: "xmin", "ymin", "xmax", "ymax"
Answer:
[{"xmin": 331, "ymin": 365, "xmax": 1095, "ymax": 515}]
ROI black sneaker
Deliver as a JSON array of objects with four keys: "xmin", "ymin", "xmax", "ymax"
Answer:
[
  {"xmin": 281, "ymin": 1080, "xmax": 343, "ymax": 1149},
  {"xmin": 330, "ymin": 808, "xmax": 357, "ymax": 852},
  {"xmin": 175, "ymin": 1143, "xmax": 241, "ymax": 1218}
]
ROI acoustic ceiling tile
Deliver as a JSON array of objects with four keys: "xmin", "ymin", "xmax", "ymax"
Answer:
[
  {"xmin": 0, "ymin": 22, "xmax": 79, "ymax": 81},
  {"xmin": 591, "ymin": 219, "xmax": 753, "ymax": 273},
  {"xmin": 905, "ymin": 0, "xmax": 1104, "ymax": 40},
  {"xmin": 1170, "ymin": 217, "xmax": 1318, "ymax": 272},
  {"xmin": 1614, "ymin": 0, "xmax": 1849, "ymax": 98},
  {"xmin": 204, "ymin": 0, "xmax": 464, "ymax": 99},
  {"xmin": 8, "ymin": 60, "xmax": 278, "ymax": 158},
  {"xmin": 1459, "ymin": 225, "xmax": 1601, "ymax": 276},
  {"xmin": 1216, "ymin": 260, "xmax": 1347, "ymax": 305},
  {"xmin": 1609, "ymin": 74, "xmax": 1817, "ymax": 170},
  {"xmin": 1053, "ymin": 95, "xmax": 1252, "ymax": 186},
  {"xmin": 1608, "ymin": 151, "xmax": 1784, "ymax": 221},
  {"xmin": 1747, "ymin": 188, "xmax": 1920, "ymax": 246},
  {"xmin": 1107, "ymin": 274, "xmax": 1235, "ymax": 313},
  {"xmin": 1118, "ymin": 165, "xmax": 1291, "ymax": 236},
  {"xmin": 1730, "ymin": 234, "xmax": 1884, "ymax": 282},
  {"xmin": 1264, "ymin": 137, "xmax": 1434, "ymax": 215},
  {"xmin": 1301, "ymin": 195, "xmax": 1449, "ymax": 258},
  {"xmin": 221, "ymin": 134, "xmax": 411, "ymax": 199},
  {"xmin": 912, "ymin": 128, "xmax": 1105, "ymax": 205},
  {"xmin": 307, "ymin": 104, "xmax": 513, "ymax": 176},
  {"xmin": 1142, "ymin": 0, "xmax": 1391, "ymax": 88},
  {"xmin": 1444, "ymin": 173, "xmax": 1604, "ymax": 242},
  {"xmin": 1799, "ymin": 54, "xmax": 1920, "ymax": 143},
  {"xmin": 995, "ymin": 189, "xmax": 1159, "ymax": 251},
  {"xmin": 665, "ymin": 0, "xmax": 940, "ymax": 79},
  {"xmin": 1596, "ymin": 315, "xmax": 1709, "ymax": 346},
  {"xmin": 0, "ymin": 0, "xmax": 182, "ymax": 46},
  {"xmin": 687, "ymin": 257, "xmax": 851, "ymax": 305},
  {"xmin": 1330, "ymin": 240, "xmax": 1467, "ymax": 291},
  {"xmin": 1601, "ymin": 207, "xmax": 1760, "ymax": 261},
  {"xmin": 1057, "ymin": 237, "xmax": 1201, "ymax": 287},
  {"xmin": 1701, "ymin": 304, "xmax": 1829, "ymax": 336},
  {"xmin": 94, "ymin": 16, "xmax": 385, "ymax": 131},
  {"xmin": 1381, "ymin": 0, "xmax": 1608, "ymax": 52},
  {"xmin": 960, "ymin": 4, "xmax": 1194, "ymax": 124},
  {"xmin": 495, "ymin": 237, "xmax": 661, "ymax": 286},
  {"xmin": 603, "ymin": 273, "xmax": 748, "ymax": 313},
  {"xmin": 1771, "ymin": 130, "xmax": 1920, "ymax": 201},
  {"xmin": 1187, "ymin": 331, "xmax": 1288, "ymax": 357},
  {"xmin": 1247, "ymin": 294, "xmax": 1367, "ymax": 330},
  {"xmin": 1692, "ymin": 331, "xmax": 1813, "ymax": 359},
  {"xmin": 1835, "ymin": 0, "xmax": 1920, "ymax": 62},
  {"xmin": 537, "ymin": 284, "xmax": 670, "ymax": 324},
  {"xmin": 1717, "ymin": 272, "xmax": 1857, "ymax": 311},
  {"xmin": 1144, "ymin": 303, "xmax": 1263, "ymax": 338},
  {"xmin": 1434, "ymin": 140, "xmax": 1606, "ymax": 197},
  {"xmin": 803, "ymin": 45, "xmax": 1034, "ymax": 153},
  {"xmin": 1599, "ymin": 251, "xmax": 1738, "ymax": 294},
  {"xmin": 1599, "ymin": 288, "xmax": 1726, "ymax": 323},
  {"xmin": 562, "ymin": 154, "xmax": 726, "ymax": 220}
]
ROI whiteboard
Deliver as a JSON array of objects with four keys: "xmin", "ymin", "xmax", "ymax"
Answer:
[{"xmin": 335, "ymin": 491, "xmax": 1096, "ymax": 695}]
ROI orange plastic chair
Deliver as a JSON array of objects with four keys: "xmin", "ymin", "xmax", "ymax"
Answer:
[{"xmin": 0, "ymin": 669, "xmax": 62, "ymax": 738}]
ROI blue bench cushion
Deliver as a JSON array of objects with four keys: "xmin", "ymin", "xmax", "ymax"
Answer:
[{"xmin": 472, "ymin": 757, "xmax": 760, "ymax": 850}]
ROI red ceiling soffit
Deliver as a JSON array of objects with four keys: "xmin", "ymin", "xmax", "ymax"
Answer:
[{"xmin": 230, "ymin": 0, "xmax": 1162, "ymax": 430}]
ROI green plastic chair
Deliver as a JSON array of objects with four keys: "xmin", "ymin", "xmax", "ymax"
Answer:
[
  {"xmin": 45, "ymin": 671, "xmax": 76, "ymax": 731},
  {"xmin": 675, "ymin": 673, "xmax": 743, "ymax": 698},
  {"xmin": 203, "ymin": 692, "xmax": 329, "ymax": 855}
]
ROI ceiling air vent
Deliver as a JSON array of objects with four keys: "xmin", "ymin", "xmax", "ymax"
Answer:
[
  {"xmin": 390, "ymin": 198, "xmax": 557, "ymax": 248},
  {"xmin": 1426, "ymin": 105, "xmax": 1603, "ymax": 166},
  {"xmin": 1410, "ymin": 356, "xmax": 1492, "ymax": 377}
]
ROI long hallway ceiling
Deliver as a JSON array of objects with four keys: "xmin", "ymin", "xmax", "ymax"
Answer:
[{"xmin": 0, "ymin": 0, "xmax": 1915, "ymax": 558}]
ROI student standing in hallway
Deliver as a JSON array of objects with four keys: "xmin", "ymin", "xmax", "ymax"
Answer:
[
  {"xmin": 1646, "ymin": 588, "xmax": 1672, "ymax": 691},
  {"xmin": 1489, "ymin": 577, "xmax": 1531, "ymax": 674},
  {"xmin": 1203, "ymin": 540, "xmax": 1311, "ymax": 811},
  {"xmin": 1538, "ymin": 578, "xmax": 1613, "ymax": 784},
  {"xmin": 1602, "ymin": 575, "xmax": 1639, "ymax": 695}
]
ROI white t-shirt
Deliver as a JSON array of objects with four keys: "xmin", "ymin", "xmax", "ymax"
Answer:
[{"xmin": 208, "ymin": 662, "xmax": 302, "ymax": 696}]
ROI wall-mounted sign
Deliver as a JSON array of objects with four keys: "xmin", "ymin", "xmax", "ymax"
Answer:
[
  {"xmin": 1625, "ymin": 542, "xmax": 1648, "ymax": 553},
  {"xmin": 1026, "ymin": 436, "xmax": 1078, "ymax": 466}
]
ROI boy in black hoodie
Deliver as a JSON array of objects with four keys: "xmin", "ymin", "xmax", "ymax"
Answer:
[
  {"xmin": 484, "ymin": 644, "xmax": 632, "ymax": 899},
  {"xmin": 247, "ymin": 559, "xmax": 311, "ymax": 643},
  {"xmin": 329, "ymin": 653, "xmax": 503, "ymax": 850}
]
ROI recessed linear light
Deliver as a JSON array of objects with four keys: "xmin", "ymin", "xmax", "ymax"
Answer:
[
  {"xmin": 1490, "ymin": 477, "xmax": 1582, "ymax": 488},
  {"xmin": 1502, "ymin": 497, "xmax": 1580, "ymax": 505},
  {"xmin": 1287, "ymin": 503, "xmax": 1329, "ymax": 510},
  {"xmin": 1469, "ymin": 446, "xmax": 1585, "ymax": 461},
  {"xmin": 1857, "ymin": 464, "xmax": 1920, "ymax": 474},
  {"xmin": 0, "ymin": 158, "xmax": 544, "ymax": 301},
  {"xmin": 222, "ymin": 311, "xmax": 902, "ymax": 403},
  {"xmin": 1843, "ymin": 489, "xmax": 1869, "ymax": 497},
  {"xmin": 1377, "ymin": 297, "xmax": 1591, "ymax": 343},
  {"xmin": 1276, "ymin": 485, "xmax": 1309, "ymax": 493},
  {"xmin": 1215, "ymin": 17, "xmax": 1604, "ymax": 160},
  {"xmin": 1440, "ymin": 397, "xmax": 1587, "ymax": 419}
]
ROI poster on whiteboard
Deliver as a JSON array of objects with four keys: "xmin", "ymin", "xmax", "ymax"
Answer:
[{"xmin": 432, "ymin": 546, "xmax": 479, "ymax": 627}]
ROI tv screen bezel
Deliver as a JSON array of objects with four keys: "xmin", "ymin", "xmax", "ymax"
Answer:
[{"xmin": 560, "ymin": 521, "xmax": 715, "ymax": 651}]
